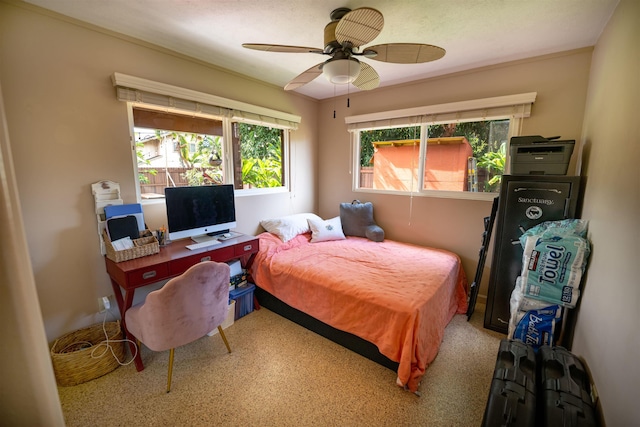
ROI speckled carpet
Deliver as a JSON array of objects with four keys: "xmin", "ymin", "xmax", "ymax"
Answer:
[{"xmin": 57, "ymin": 303, "xmax": 503, "ymax": 426}]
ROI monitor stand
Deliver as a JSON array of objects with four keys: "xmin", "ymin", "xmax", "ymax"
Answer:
[
  {"xmin": 190, "ymin": 234, "xmax": 219, "ymax": 244},
  {"xmin": 190, "ymin": 229, "xmax": 231, "ymax": 244}
]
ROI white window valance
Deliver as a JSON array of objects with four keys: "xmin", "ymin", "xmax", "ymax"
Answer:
[
  {"xmin": 112, "ymin": 73, "xmax": 301, "ymax": 130},
  {"xmin": 345, "ymin": 92, "xmax": 537, "ymax": 131}
]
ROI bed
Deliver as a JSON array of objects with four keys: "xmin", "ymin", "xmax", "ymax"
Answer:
[{"xmin": 249, "ymin": 229, "xmax": 468, "ymax": 393}]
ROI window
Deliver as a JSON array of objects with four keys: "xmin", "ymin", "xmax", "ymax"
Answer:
[
  {"xmin": 231, "ymin": 122, "xmax": 285, "ymax": 189},
  {"xmin": 358, "ymin": 119, "xmax": 510, "ymax": 193},
  {"xmin": 359, "ymin": 126, "xmax": 421, "ymax": 191},
  {"xmin": 426, "ymin": 119, "xmax": 509, "ymax": 193},
  {"xmin": 133, "ymin": 108, "xmax": 226, "ymax": 199},
  {"xmin": 347, "ymin": 93, "xmax": 536, "ymax": 200},
  {"xmin": 112, "ymin": 73, "xmax": 300, "ymax": 200},
  {"xmin": 132, "ymin": 109, "xmax": 288, "ymax": 198}
]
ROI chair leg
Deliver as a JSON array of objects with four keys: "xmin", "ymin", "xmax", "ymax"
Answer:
[
  {"xmin": 167, "ymin": 348, "xmax": 175, "ymax": 393},
  {"xmin": 218, "ymin": 326, "xmax": 232, "ymax": 353}
]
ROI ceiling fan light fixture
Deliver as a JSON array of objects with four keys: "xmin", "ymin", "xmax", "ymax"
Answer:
[
  {"xmin": 323, "ymin": 58, "xmax": 361, "ymax": 84},
  {"xmin": 244, "ymin": 7, "xmax": 443, "ymax": 93}
]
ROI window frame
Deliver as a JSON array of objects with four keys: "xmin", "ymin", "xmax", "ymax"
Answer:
[
  {"xmin": 229, "ymin": 118, "xmax": 290, "ymax": 195},
  {"xmin": 112, "ymin": 73, "xmax": 299, "ymax": 203},
  {"xmin": 346, "ymin": 93, "xmax": 535, "ymax": 201},
  {"xmin": 126, "ymin": 103, "xmax": 291, "ymax": 204}
]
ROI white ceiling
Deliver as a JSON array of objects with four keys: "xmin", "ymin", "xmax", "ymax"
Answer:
[{"xmin": 23, "ymin": 0, "xmax": 619, "ymax": 100}]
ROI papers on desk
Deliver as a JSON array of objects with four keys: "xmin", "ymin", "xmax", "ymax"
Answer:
[
  {"xmin": 110, "ymin": 236, "xmax": 135, "ymax": 251},
  {"xmin": 228, "ymin": 259, "xmax": 243, "ymax": 277}
]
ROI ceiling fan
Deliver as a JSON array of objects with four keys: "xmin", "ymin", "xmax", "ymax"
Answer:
[{"xmin": 243, "ymin": 7, "xmax": 445, "ymax": 92}]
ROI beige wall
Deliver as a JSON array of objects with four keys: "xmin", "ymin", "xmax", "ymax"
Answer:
[
  {"xmin": 572, "ymin": 0, "xmax": 639, "ymax": 425},
  {"xmin": 0, "ymin": 1, "xmax": 318, "ymax": 344},
  {"xmin": 317, "ymin": 48, "xmax": 592, "ymax": 296}
]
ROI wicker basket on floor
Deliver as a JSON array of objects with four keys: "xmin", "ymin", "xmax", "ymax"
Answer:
[{"xmin": 50, "ymin": 321, "xmax": 125, "ymax": 386}]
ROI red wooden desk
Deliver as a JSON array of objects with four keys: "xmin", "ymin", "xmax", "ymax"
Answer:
[{"xmin": 105, "ymin": 233, "xmax": 259, "ymax": 371}]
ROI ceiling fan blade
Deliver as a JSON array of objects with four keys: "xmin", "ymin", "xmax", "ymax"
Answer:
[
  {"xmin": 352, "ymin": 62, "xmax": 379, "ymax": 91},
  {"xmin": 242, "ymin": 43, "xmax": 324, "ymax": 54},
  {"xmin": 284, "ymin": 63, "xmax": 324, "ymax": 91},
  {"xmin": 366, "ymin": 43, "xmax": 446, "ymax": 64},
  {"xmin": 335, "ymin": 7, "xmax": 384, "ymax": 48}
]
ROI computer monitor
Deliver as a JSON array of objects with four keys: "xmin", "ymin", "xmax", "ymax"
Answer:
[{"xmin": 165, "ymin": 184, "xmax": 236, "ymax": 243}]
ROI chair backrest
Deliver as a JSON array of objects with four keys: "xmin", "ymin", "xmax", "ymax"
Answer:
[{"xmin": 126, "ymin": 261, "xmax": 230, "ymax": 351}]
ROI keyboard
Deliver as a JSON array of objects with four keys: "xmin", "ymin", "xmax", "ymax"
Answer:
[{"xmin": 185, "ymin": 240, "xmax": 222, "ymax": 250}]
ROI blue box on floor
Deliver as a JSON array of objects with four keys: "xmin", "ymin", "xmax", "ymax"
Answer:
[{"xmin": 229, "ymin": 283, "xmax": 255, "ymax": 320}]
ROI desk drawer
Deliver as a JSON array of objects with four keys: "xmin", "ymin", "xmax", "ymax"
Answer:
[
  {"xmin": 169, "ymin": 246, "xmax": 235, "ymax": 276},
  {"xmin": 126, "ymin": 264, "xmax": 170, "ymax": 287},
  {"xmin": 235, "ymin": 240, "xmax": 258, "ymax": 256}
]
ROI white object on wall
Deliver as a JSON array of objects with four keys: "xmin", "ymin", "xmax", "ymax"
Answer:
[{"xmin": 91, "ymin": 180, "xmax": 123, "ymax": 255}]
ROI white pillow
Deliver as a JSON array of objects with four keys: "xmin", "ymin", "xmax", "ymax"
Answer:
[
  {"xmin": 260, "ymin": 213, "xmax": 322, "ymax": 242},
  {"xmin": 308, "ymin": 216, "xmax": 346, "ymax": 243}
]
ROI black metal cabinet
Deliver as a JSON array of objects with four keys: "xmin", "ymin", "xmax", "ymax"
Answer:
[{"xmin": 484, "ymin": 175, "xmax": 581, "ymax": 333}]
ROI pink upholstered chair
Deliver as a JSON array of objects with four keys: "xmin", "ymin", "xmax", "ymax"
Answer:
[{"xmin": 125, "ymin": 261, "xmax": 232, "ymax": 392}]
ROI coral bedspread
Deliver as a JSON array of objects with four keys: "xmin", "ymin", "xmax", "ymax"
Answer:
[{"xmin": 250, "ymin": 232, "xmax": 468, "ymax": 392}]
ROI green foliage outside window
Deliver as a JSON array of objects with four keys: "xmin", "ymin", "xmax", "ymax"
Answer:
[
  {"xmin": 136, "ymin": 140, "xmax": 156, "ymax": 184},
  {"xmin": 236, "ymin": 123, "xmax": 283, "ymax": 188},
  {"xmin": 429, "ymin": 120, "xmax": 508, "ymax": 192},
  {"xmin": 359, "ymin": 126, "xmax": 420, "ymax": 167},
  {"xmin": 169, "ymin": 131, "xmax": 224, "ymax": 186},
  {"xmin": 136, "ymin": 123, "xmax": 285, "ymax": 191},
  {"xmin": 241, "ymin": 154, "xmax": 282, "ymax": 188},
  {"xmin": 477, "ymin": 142, "xmax": 507, "ymax": 192}
]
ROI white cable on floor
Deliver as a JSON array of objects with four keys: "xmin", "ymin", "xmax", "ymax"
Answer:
[{"xmin": 90, "ymin": 307, "xmax": 138, "ymax": 366}]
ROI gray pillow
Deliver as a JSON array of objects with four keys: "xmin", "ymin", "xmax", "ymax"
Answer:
[{"xmin": 339, "ymin": 200, "xmax": 384, "ymax": 242}]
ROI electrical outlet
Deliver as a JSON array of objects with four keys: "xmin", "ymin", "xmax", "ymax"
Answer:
[{"xmin": 98, "ymin": 296, "xmax": 111, "ymax": 312}]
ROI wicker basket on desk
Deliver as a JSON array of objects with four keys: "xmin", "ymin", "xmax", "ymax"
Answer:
[
  {"xmin": 103, "ymin": 229, "xmax": 159, "ymax": 262},
  {"xmin": 50, "ymin": 321, "xmax": 125, "ymax": 386}
]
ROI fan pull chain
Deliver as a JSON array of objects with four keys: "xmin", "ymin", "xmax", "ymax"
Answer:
[{"xmin": 333, "ymin": 83, "xmax": 339, "ymax": 118}]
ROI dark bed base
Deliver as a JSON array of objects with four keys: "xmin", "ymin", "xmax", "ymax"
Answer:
[{"xmin": 254, "ymin": 285, "xmax": 399, "ymax": 372}]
